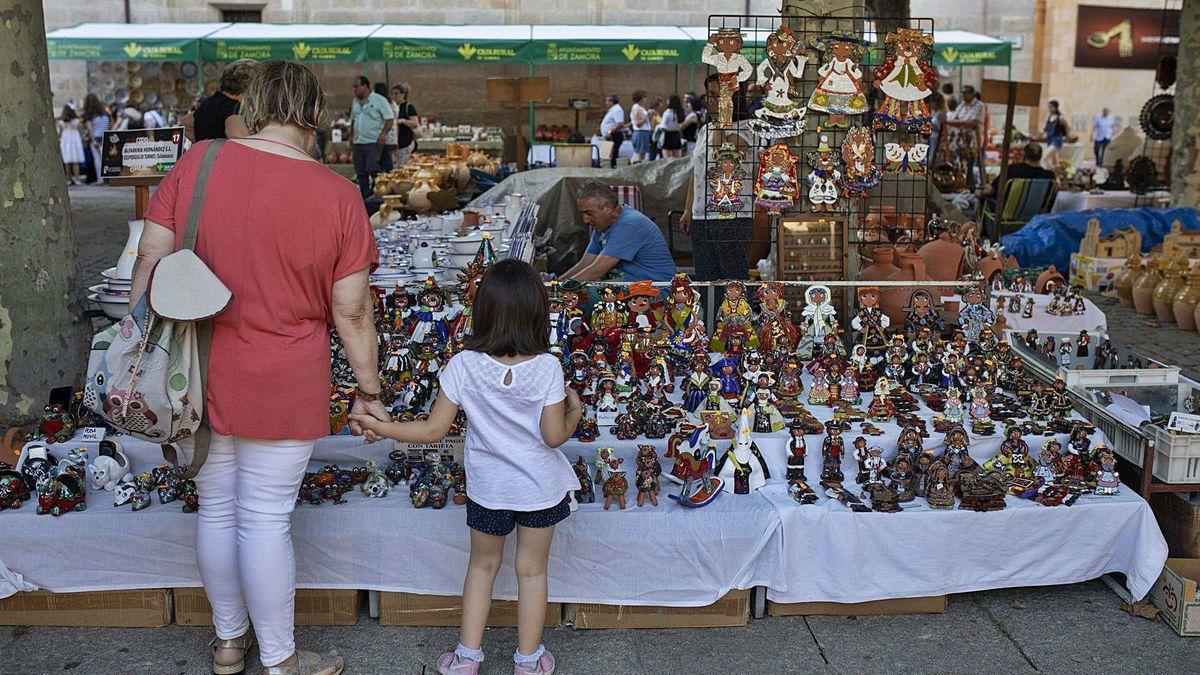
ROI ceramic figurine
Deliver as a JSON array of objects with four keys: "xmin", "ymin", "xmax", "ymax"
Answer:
[
  {"xmin": 714, "ymin": 408, "xmax": 771, "ymax": 494},
  {"xmin": 888, "ymin": 455, "xmax": 918, "ymax": 502},
  {"xmin": 852, "ymin": 435, "xmax": 870, "ymax": 484},
  {"xmin": 789, "ymin": 480, "xmax": 819, "ymax": 504},
  {"xmin": 968, "ymin": 386, "xmax": 991, "ymax": 421},
  {"xmin": 572, "ymin": 455, "xmax": 596, "ymax": 504},
  {"xmin": 39, "ymin": 403, "xmax": 77, "ymax": 444},
  {"xmin": 112, "ymin": 478, "xmax": 137, "ymax": 508},
  {"xmin": 712, "ymin": 356, "xmax": 743, "ymax": 402},
  {"xmin": 16, "ymin": 442, "xmax": 59, "ymax": 494},
  {"xmin": 591, "ymin": 286, "xmax": 629, "ymax": 353},
  {"xmin": 151, "ymin": 464, "xmax": 182, "ymax": 505},
  {"xmin": 131, "ymin": 472, "xmax": 155, "ymax": 511},
  {"xmin": 902, "ymin": 289, "xmax": 943, "ymax": 340},
  {"xmin": 882, "ymin": 142, "xmax": 929, "ymax": 175},
  {"xmin": 756, "ymin": 282, "xmax": 800, "ymax": 357},
  {"xmin": 821, "ymin": 420, "xmax": 848, "ymax": 483},
  {"xmin": 958, "ymin": 285, "xmax": 997, "ymax": 342},
  {"xmin": 635, "ymin": 445, "xmax": 662, "ymax": 507},
  {"xmin": 785, "ymin": 424, "xmax": 808, "ymax": 482},
  {"xmin": 748, "ymin": 388, "xmax": 785, "ymax": 433},
  {"xmin": 868, "ymin": 378, "xmax": 896, "ymax": 422},
  {"xmin": 1034, "ymin": 440, "xmax": 1064, "ymax": 487},
  {"xmin": 851, "ymin": 286, "xmax": 890, "ymax": 367},
  {"xmin": 668, "ymin": 431, "xmax": 724, "ymax": 509},
  {"xmin": 37, "ymin": 472, "xmax": 87, "ymax": 516},
  {"xmin": 1008, "ymin": 295, "xmax": 1022, "ymax": 314},
  {"xmin": 702, "ymin": 28, "xmax": 753, "ymax": 129},
  {"xmin": 940, "ymin": 425, "xmax": 973, "ymax": 478},
  {"xmin": 825, "ymin": 483, "xmax": 872, "ymax": 512},
  {"xmin": 755, "ymin": 143, "xmax": 801, "ymax": 213},
  {"xmin": 1093, "ymin": 447, "xmax": 1121, "ymax": 495},
  {"xmin": 1022, "ymin": 297, "xmax": 1035, "ymax": 318},
  {"xmin": 872, "ymin": 28, "xmax": 937, "ymax": 134},
  {"xmin": 797, "ymin": 285, "xmax": 842, "ymax": 360},
  {"xmin": 681, "ymin": 358, "xmax": 714, "ymax": 414},
  {"xmin": 664, "ymin": 274, "xmax": 707, "ymax": 367},
  {"xmin": 868, "ymin": 481, "xmax": 904, "ymax": 512},
  {"xmin": 1047, "ymin": 378, "xmax": 1072, "ymax": 419},
  {"xmin": 709, "ymin": 281, "xmax": 756, "ymax": 352},
  {"xmin": 748, "ymin": 26, "xmax": 809, "ymax": 138},
  {"xmin": 86, "ymin": 445, "xmax": 132, "ymax": 493},
  {"xmin": 595, "ymin": 373, "xmax": 621, "ymax": 415},
  {"xmin": 808, "ymin": 32, "xmax": 870, "ymax": 126},
  {"xmin": 806, "ymin": 135, "xmax": 842, "ymax": 212},
  {"xmin": 1077, "ymin": 330, "xmax": 1091, "ymax": 358},
  {"xmin": 707, "ymin": 142, "xmax": 748, "ymax": 219},
  {"xmin": 613, "ymin": 350, "xmax": 639, "ymax": 400},
  {"xmin": 613, "ymin": 412, "xmax": 641, "ymax": 440},
  {"xmin": 450, "ymin": 235, "xmax": 496, "ymax": 344},
  {"xmin": 838, "ymin": 126, "xmax": 882, "ymax": 198},
  {"xmin": 958, "ymin": 472, "xmax": 1009, "ymax": 511},
  {"xmin": 924, "ymin": 464, "xmax": 956, "ymax": 509},
  {"xmin": 594, "ymin": 447, "xmax": 629, "ymax": 510},
  {"xmin": 547, "ymin": 281, "xmax": 578, "ymax": 356},
  {"xmin": 774, "ymin": 355, "xmax": 806, "ymax": 412},
  {"xmin": 623, "ymin": 282, "xmax": 661, "ymax": 353},
  {"xmin": 56, "ymin": 446, "xmax": 88, "ymax": 480},
  {"xmin": 808, "ymin": 366, "xmax": 830, "ymax": 405},
  {"xmin": 406, "ymin": 277, "xmax": 461, "ymax": 347},
  {"xmin": 698, "ymin": 378, "xmax": 736, "ymax": 417},
  {"xmin": 177, "ymin": 479, "xmax": 199, "ymax": 513},
  {"xmin": 0, "ymin": 467, "xmax": 30, "ymax": 511}
]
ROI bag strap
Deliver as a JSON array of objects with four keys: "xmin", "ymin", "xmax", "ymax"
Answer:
[{"xmin": 162, "ymin": 138, "xmax": 225, "ymax": 479}]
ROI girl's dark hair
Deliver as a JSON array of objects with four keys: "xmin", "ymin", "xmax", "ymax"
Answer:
[
  {"xmin": 83, "ymin": 94, "xmax": 105, "ymax": 119},
  {"xmin": 667, "ymin": 94, "xmax": 684, "ymax": 120},
  {"xmin": 463, "ymin": 259, "xmax": 550, "ymax": 357},
  {"xmin": 61, "ymin": 105, "xmax": 78, "ymax": 122}
]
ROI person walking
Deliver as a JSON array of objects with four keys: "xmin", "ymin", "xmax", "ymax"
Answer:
[
  {"xmin": 82, "ymin": 94, "xmax": 110, "ymax": 183},
  {"xmin": 646, "ymin": 96, "xmax": 663, "ymax": 161},
  {"xmin": 375, "ymin": 82, "xmax": 397, "ymax": 173},
  {"xmin": 657, "ymin": 94, "xmax": 685, "ymax": 158},
  {"xmin": 132, "ymin": 60, "xmax": 388, "ymax": 675},
  {"xmin": 629, "ymin": 91, "xmax": 651, "ymax": 163},
  {"xmin": 391, "ymin": 83, "xmax": 419, "ymax": 167},
  {"xmin": 141, "ymin": 102, "xmax": 165, "ymax": 130},
  {"xmin": 353, "ymin": 259, "xmax": 582, "ymax": 675},
  {"xmin": 57, "ymin": 104, "xmax": 85, "ymax": 186},
  {"xmin": 1039, "ymin": 99, "xmax": 1068, "ymax": 171},
  {"xmin": 188, "ymin": 59, "xmax": 255, "ymax": 142},
  {"xmin": 1092, "ymin": 106, "xmax": 1115, "ymax": 166},
  {"xmin": 680, "ymin": 92, "xmax": 706, "ymax": 155},
  {"xmin": 600, "ymin": 94, "xmax": 625, "ymax": 168},
  {"xmin": 350, "ymin": 75, "xmax": 394, "ymax": 199}
]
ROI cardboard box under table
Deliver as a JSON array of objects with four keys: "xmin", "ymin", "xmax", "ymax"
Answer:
[
  {"xmin": 378, "ymin": 592, "xmax": 561, "ymax": 627},
  {"xmin": 0, "ymin": 589, "xmax": 171, "ymax": 627},
  {"xmin": 175, "ymin": 587, "xmax": 360, "ymax": 626},
  {"xmin": 563, "ymin": 590, "xmax": 750, "ymax": 629},
  {"xmin": 767, "ymin": 595, "xmax": 947, "ymax": 617},
  {"xmin": 1150, "ymin": 558, "xmax": 1200, "ymax": 636}
]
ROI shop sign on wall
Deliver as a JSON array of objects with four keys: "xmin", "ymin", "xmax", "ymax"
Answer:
[{"xmin": 1075, "ymin": 5, "xmax": 1180, "ymax": 69}]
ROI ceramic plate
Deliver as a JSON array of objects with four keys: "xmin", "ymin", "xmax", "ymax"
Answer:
[
  {"xmin": 129, "ymin": 89, "xmax": 144, "ymax": 104},
  {"xmin": 144, "ymin": 62, "xmax": 160, "ymax": 77},
  {"xmin": 202, "ymin": 62, "xmax": 219, "ymax": 78},
  {"xmin": 129, "ymin": 74, "xmax": 143, "ymax": 88},
  {"xmin": 128, "ymin": 62, "xmax": 141, "ymax": 73},
  {"xmin": 100, "ymin": 62, "xmax": 113, "ymax": 74},
  {"xmin": 161, "ymin": 63, "xmax": 177, "ymax": 76},
  {"xmin": 180, "ymin": 62, "xmax": 198, "ymax": 79}
]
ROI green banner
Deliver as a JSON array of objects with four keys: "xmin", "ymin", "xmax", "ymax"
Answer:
[
  {"xmin": 201, "ymin": 38, "xmax": 367, "ymax": 62},
  {"xmin": 933, "ymin": 42, "xmax": 1011, "ymax": 67},
  {"xmin": 47, "ymin": 38, "xmax": 199, "ymax": 61},
  {"xmin": 528, "ymin": 40, "xmax": 697, "ymax": 64},
  {"xmin": 367, "ymin": 38, "xmax": 530, "ymax": 63}
]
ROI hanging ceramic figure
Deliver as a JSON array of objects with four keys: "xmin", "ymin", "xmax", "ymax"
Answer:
[
  {"xmin": 872, "ymin": 28, "xmax": 938, "ymax": 134},
  {"xmin": 838, "ymin": 126, "xmax": 882, "ymax": 199},
  {"xmin": 806, "ymin": 134, "xmax": 842, "ymax": 212},
  {"xmin": 882, "ymin": 142, "xmax": 929, "ymax": 175},
  {"xmin": 707, "ymin": 142, "xmax": 748, "ymax": 219},
  {"xmin": 808, "ymin": 32, "xmax": 870, "ymax": 126},
  {"xmin": 754, "ymin": 143, "xmax": 800, "ymax": 214},
  {"xmin": 748, "ymin": 26, "xmax": 809, "ymax": 139},
  {"xmin": 702, "ymin": 28, "xmax": 754, "ymax": 129}
]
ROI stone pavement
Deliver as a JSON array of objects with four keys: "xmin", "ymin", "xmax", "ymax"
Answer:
[
  {"xmin": 54, "ymin": 186, "xmax": 1200, "ymax": 674},
  {"xmin": 4, "ymin": 581, "xmax": 1198, "ymax": 674}
]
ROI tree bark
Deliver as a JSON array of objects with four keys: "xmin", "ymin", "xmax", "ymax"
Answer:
[
  {"xmin": 0, "ymin": 0, "xmax": 91, "ymax": 425},
  {"xmin": 1171, "ymin": 0, "xmax": 1200, "ymax": 205}
]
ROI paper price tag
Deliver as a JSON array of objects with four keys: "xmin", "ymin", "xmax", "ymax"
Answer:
[{"xmin": 79, "ymin": 427, "xmax": 107, "ymax": 443}]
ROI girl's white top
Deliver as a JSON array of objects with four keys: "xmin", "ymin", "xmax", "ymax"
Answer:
[{"xmin": 440, "ymin": 350, "xmax": 577, "ymax": 510}]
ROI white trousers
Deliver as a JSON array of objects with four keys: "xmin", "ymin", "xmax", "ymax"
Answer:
[{"xmin": 193, "ymin": 434, "xmax": 315, "ymax": 667}]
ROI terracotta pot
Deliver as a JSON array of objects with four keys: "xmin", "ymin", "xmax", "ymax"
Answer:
[
  {"xmin": 1114, "ymin": 253, "xmax": 1142, "ymax": 307},
  {"xmin": 880, "ymin": 248, "xmax": 928, "ymax": 325},
  {"xmin": 918, "ymin": 232, "xmax": 965, "ymax": 284},
  {"xmin": 859, "ymin": 245, "xmax": 900, "ymax": 282},
  {"xmin": 976, "ymin": 252, "xmax": 1005, "ymax": 287},
  {"xmin": 1034, "ymin": 265, "xmax": 1067, "ymax": 294},
  {"xmin": 1132, "ymin": 260, "xmax": 1163, "ymax": 316},
  {"xmin": 1172, "ymin": 267, "xmax": 1200, "ymax": 331},
  {"xmin": 1154, "ymin": 257, "xmax": 1190, "ymax": 322}
]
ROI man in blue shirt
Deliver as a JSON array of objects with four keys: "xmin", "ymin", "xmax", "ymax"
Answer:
[
  {"xmin": 565, "ymin": 180, "xmax": 677, "ymax": 282},
  {"xmin": 350, "ymin": 75, "xmax": 394, "ymax": 199}
]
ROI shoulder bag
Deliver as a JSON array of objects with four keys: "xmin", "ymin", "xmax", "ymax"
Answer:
[{"xmin": 83, "ymin": 139, "xmax": 233, "ymax": 478}]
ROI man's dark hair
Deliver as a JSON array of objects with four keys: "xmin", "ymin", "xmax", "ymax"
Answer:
[
  {"xmin": 463, "ymin": 260, "xmax": 550, "ymax": 357},
  {"xmin": 607, "ymin": 93, "xmax": 620, "ymax": 104},
  {"xmin": 355, "ymin": 75, "xmax": 370, "ymax": 88},
  {"xmin": 576, "ymin": 180, "xmax": 619, "ymax": 209},
  {"xmin": 374, "ymin": 82, "xmax": 388, "ymax": 97},
  {"xmin": 1023, "ymin": 143, "xmax": 1044, "ymax": 164}
]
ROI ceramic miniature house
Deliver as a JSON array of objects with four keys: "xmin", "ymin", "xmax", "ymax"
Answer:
[{"xmin": 1078, "ymin": 218, "xmax": 1142, "ymax": 259}]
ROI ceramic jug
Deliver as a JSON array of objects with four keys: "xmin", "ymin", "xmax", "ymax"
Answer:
[
  {"xmin": 917, "ymin": 232, "xmax": 964, "ymax": 287},
  {"xmin": 1114, "ymin": 253, "xmax": 1142, "ymax": 307},
  {"xmin": 1132, "ymin": 259, "xmax": 1163, "ymax": 316},
  {"xmin": 411, "ymin": 241, "xmax": 436, "ymax": 269},
  {"xmin": 1153, "ymin": 257, "xmax": 1190, "ymax": 322},
  {"xmin": 408, "ymin": 178, "xmax": 437, "ymax": 212},
  {"xmin": 858, "ymin": 245, "xmax": 900, "ymax": 282},
  {"xmin": 880, "ymin": 248, "xmax": 928, "ymax": 325},
  {"xmin": 114, "ymin": 219, "xmax": 145, "ymax": 280},
  {"xmin": 1172, "ymin": 267, "xmax": 1200, "ymax": 331}
]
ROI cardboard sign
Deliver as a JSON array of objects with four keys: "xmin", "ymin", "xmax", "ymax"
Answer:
[
  {"xmin": 101, "ymin": 127, "xmax": 185, "ymax": 179},
  {"xmin": 79, "ymin": 427, "xmax": 107, "ymax": 443}
]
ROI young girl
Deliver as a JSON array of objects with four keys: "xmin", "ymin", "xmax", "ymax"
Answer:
[{"xmin": 353, "ymin": 260, "xmax": 582, "ymax": 675}]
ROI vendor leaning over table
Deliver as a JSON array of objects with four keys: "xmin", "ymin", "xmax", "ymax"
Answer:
[{"xmin": 564, "ymin": 180, "xmax": 677, "ymax": 283}]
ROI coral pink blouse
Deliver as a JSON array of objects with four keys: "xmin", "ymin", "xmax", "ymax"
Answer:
[{"xmin": 146, "ymin": 140, "xmax": 377, "ymax": 440}]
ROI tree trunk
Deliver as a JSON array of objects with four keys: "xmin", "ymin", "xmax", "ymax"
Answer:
[
  {"xmin": 0, "ymin": 0, "xmax": 91, "ymax": 425},
  {"xmin": 1171, "ymin": 0, "xmax": 1200, "ymax": 205}
]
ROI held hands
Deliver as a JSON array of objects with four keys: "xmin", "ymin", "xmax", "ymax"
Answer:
[{"xmin": 349, "ymin": 398, "xmax": 391, "ymax": 443}]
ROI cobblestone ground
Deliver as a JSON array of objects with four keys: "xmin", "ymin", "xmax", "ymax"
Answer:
[{"xmin": 1085, "ymin": 291, "xmax": 1200, "ymax": 382}]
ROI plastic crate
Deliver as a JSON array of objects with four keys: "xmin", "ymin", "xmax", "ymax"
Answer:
[
  {"xmin": 1152, "ymin": 425, "xmax": 1200, "ymax": 484},
  {"xmin": 1069, "ymin": 392, "xmax": 1150, "ymax": 468},
  {"xmin": 1005, "ymin": 330, "xmax": 1180, "ymax": 389},
  {"xmin": 1075, "ymin": 379, "xmax": 1200, "ymax": 484}
]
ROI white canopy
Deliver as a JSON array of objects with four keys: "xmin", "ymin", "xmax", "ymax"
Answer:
[
  {"xmin": 202, "ymin": 23, "xmax": 383, "ymax": 40},
  {"xmin": 370, "ymin": 24, "xmax": 532, "ymax": 41},
  {"xmin": 45, "ymin": 22, "xmax": 230, "ymax": 40}
]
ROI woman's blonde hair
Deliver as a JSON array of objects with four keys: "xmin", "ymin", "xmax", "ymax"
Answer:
[{"xmin": 239, "ymin": 60, "xmax": 326, "ymax": 134}]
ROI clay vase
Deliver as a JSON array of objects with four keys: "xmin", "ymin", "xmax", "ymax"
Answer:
[
  {"xmin": 1154, "ymin": 257, "xmax": 1191, "ymax": 323},
  {"xmin": 1034, "ymin": 265, "xmax": 1067, "ymax": 294},
  {"xmin": 976, "ymin": 252, "xmax": 1005, "ymax": 288},
  {"xmin": 1132, "ymin": 259, "xmax": 1163, "ymax": 316},
  {"xmin": 917, "ymin": 232, "xmax": 965, "ymax": 289},
  {"xmin": 880, "ymin": 248, "xmax": 929, "ymax": 325},
  {"xmin": 407, "ymin": 179, "xmax": 436, "ymax": 212},
  {"xmin": 859, "ymin": 245, "xmax": 900, "ymax": 282},
  {"xmin": 1114, "ymin": 254, "xmax": 1142, "ymax": 307},
  {"xmin": 1172, "ymin": 267, "xmax": 1200, "ymax": 331}
]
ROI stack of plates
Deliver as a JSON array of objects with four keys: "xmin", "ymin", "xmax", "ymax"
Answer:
[{"xmin": 87, "ymin": 267, "xmax": 131, "ymax": 320}]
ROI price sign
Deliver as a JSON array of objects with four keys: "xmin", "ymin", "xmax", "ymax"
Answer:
[{"xmin": 100, "ymin": 127, "xmax": 186, "ymax": 179}]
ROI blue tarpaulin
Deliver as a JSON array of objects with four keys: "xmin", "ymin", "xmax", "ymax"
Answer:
[{"xmin": 1001, "ymin": 207, "xmax": 1200, "ymax": 271}]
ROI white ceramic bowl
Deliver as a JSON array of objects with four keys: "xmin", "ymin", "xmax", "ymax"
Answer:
[
  {"xmin": 88, "ymin": 283, "xmax": 130, "ymax": 302},
  {"xmin": 446, "ymin": 251, "xmax": 476, "ymax": 268},
  {"xmin": 102, "ymin": 266, "xmax": 132, "ymax": 282},
  {"xmin": 449, "ymin": 234, "xmax": 484, "ymax": 255},
  {"xmin": 88, "ymin": 294, "xmax": 130, "ymax": 320}
]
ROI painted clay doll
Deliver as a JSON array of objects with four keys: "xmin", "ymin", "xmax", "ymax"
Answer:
[
  {"xmin": 808, "ymin": 366, "xmax": 830, "ymax": 405},
  {"xmin": 451, "ymin": 235, "xmax": 496, "ymax": 344},
  {"xmin": 702, "ymin": 28, "xmax": 753, "ymax": 129},
  {"xmin": 591, "ymin": 285, "xmax": 628, "ymax": 357},
  {"xmin": 406, "ymin": 277, "xmax": 462, "ymax": 347},
  {"xmin": 820, "ymin": 420, "xmax": 848, "ymax": 483},
  {"xmin": 572, "ymin": 456, "xmax": 595, "ymax": 504},
  {"xmin": 622, "ymin": 280, "xmax": 661, "ymax": 335},
  {"xmin": 838, "ymin": 125, "xmax": 882, "ymax": 198},
  {"xmin": 808, "ymin": 32, "xmax": 870, "ymax": 126},
  {"xmin": 748, "ymin": 26, "xmax": 809, "ymax": 139},
  {"xmin": 547, "ymin": 281, "xmax": 580, "ymax": 356},
  {"xmin": 806, "ymin": 135, "xmax": 842, "ymax": 212},
  {"xmin": 888, "ymin": 455, "xmax": 918, "ymax": 502},
  {"xmin": 849, "ymin": 344, "xmax": 876, "ymax": 389},
  {"xmin": 749, "ymin": 388, "xmax": 785, "ymax": 434},
  {"xmin": 786, "ymin": 424, "xmax": 807, "ymax": 482},
  {"xmin": 775, "ymin": 354, "xmax": 806, "ymax": 412},
  {"xmin": 640, "ymin": 362, "xmax": 674, "ymax": 404},
  {"xmin": 925, "ymin": 464, "xmax": 956, "ymax": 509},
  {"xmin": 664, "ymin": 274, "xmax": 706, "ymax": 368},
  {"xmin": 797, "ymin": 284, "xmax": 841, "ymax": 360},
  {"xmin": 682, "ymin": 357, "xmax": 714, "ymax": 413},
  {"xmin": 1093, "ymin": 447, "xmax": 1121, "ymax": 495},
  {"xmin": 872, "ymin": 28, "xmax": 937, "ymax": 134},
  {"xmin": 968, "ymin": 386, "xmax": 991, "ymax": 421},
  {"xmin": 594, "ymin": 447, "xmax": 628, "ymax": 510},
  {"xmin": 863, "ymin": 446, "xmax": 889, "ymax": 489},
  {"xmin": 595, "ymin": 373, "xmax": 620, "ymax": 414},
  {"xmin": 710, "ymin": 281, "xmax": 757, "ymax": 352},
  {"xmin": 714, "ymin": 408, "xmax": 772, "ymax": 494},
  {"xmin": 941, "ymin": 425, "xmax": 973, "ymax": 478},
  {"xmin": 902, "ymin": 289, "xmax": 943, "ymax": 339},
  {"xmin": 868, "ymin": 378, "xmax": 895, "ymax": 421},
  {"xmin": 707, "ymin": 141, "xmax": 748, "ymax": 219},
  {"xmin": 850, "ymin": 286, "xmax": 890, "ymax": 367},
  {"xmin": 635, "ymin": 444, "xmax": 662, "ymax": 507},
  {"xmin": 755, "ymin": 143, "xmax": 800, "ymax": 213},
  {"xmin": 756, "ymin": 282, "xmax": 799, "ymax": 355},
  {"xmin": 853, "ymin": 435, "xmax": 870, "ymax": 484},
  {"xmin": 958, "ymin": 285, "xmax": 997, "ymax": 342},
  {"xmin": 1034, "ymin": 442, "xmax": 1063, "ymax": 487},
  {"xmin": 700, "ymin": 379, "xmax": 736, "ymax": 416}
]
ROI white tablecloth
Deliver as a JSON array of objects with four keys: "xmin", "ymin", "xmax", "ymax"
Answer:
[
  {"xmin": 1051, "ymin": 190, "xmax": 1169, "ymax": 213},
  {"xmin": 1, "ymin": 372, "xmax": 1166, "ymax": 604},
  {"xmin": 946, "ymin": 292, "xmax": 1108, "ymax": 335}
]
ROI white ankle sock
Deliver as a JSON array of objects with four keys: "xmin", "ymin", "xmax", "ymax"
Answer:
[
  {"xmin": 455, "ymin": 644, "xmax": 484, "ymax": 662},
  {"xmin": 514, "ymin": 644, "xmax": 545, "ymax": 666}
]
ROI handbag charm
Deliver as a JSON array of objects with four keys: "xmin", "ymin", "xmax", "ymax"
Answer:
[
  {"xmin": 873, "ymin": 28, "xmax": 938, "ymax": 134},
  {"xmin": 754, "ymin": 143, "xmax": 800, "ymax": 214},
  {"xmin": 701, "ymin": 28, "xmax": 753, "ymax": 129}
]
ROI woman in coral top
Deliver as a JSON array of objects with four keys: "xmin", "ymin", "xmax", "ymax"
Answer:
[{"xmin": 131, "ymin": 60, "xmax": 387, "ymax": 675}]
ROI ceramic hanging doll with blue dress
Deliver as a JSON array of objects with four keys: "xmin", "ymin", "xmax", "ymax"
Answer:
[
  {"xmin": 872, "ymin": 28, "xmax": 937, "ymax": 134},
  {"xmin": 749, "ymin": 26, "xmax": 809, "ymax": 139}
]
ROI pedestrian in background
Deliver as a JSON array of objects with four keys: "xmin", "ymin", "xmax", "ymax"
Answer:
[
  {"xmin": 83, "ymin": 94, "xmax": 110, "ymax": 184},
  {"xmin": 680, "ymin": 91, "xmax": 705, "ymax": 154},
  {"xmin": 141, "ymin": 101, "xmax": 165, "ymax": 130},
  {"xmin": 600, "ymin": 94, "xmax": 626, "ymax": 168},
  {"xmin": 629, "ymin": 90, "xmax": 652, "ymax": 163},
  {"xmin": 1092, "ymin": 106, "xmax": 1115, "ymax": 166},
  {"xmin": 350, "ymin": 75, "xmax": 394, "ymax": 199},
  {"xmin": 646, "ymin": 96, "xmax": 663, "ymax": 160},
  {"xmin": 658, "ymin": 94, "xmax": 685, "ymax": 158},
  {"xmin": 391, "ymin": 83, "xmax": 419, "ymax": 167},
  {"xmin": 189, "ymin": 59, "xmax": 255, "ymax": 142},
  {"xmin": 1040, "ymin": 99, "xmax": 1068, "ymax": 171},
  {"xmin": 376, "ymin": 82, "xmax": 397, "ymax": 173},
  {"xmin": 57, "ymin": 103, "xmax": 84, "ymax": 185}
]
